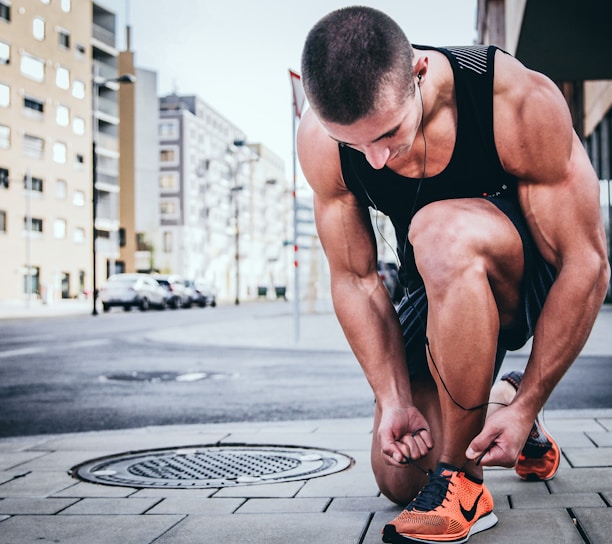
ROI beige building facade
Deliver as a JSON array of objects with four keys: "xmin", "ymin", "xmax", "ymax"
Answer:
[{"xmin": 0, "ymin": 0, "xmax": 93, "ymax": 302}]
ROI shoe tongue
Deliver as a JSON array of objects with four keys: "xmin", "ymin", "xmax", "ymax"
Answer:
[{"xmin": 434, "ymin": 462, "xmax": 459, "ymax": 478}]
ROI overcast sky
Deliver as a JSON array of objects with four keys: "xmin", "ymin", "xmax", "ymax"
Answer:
[{"xmin": 98, "ymin": 0, "xmax": 478, "ymax": 177}]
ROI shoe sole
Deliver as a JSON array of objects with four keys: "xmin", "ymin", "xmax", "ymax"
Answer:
[{"xmin": 382, "ymin": 511, "xmax": 499, "ymax": 544}]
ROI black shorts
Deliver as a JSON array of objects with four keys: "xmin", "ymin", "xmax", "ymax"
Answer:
[{"xmin": 396, "ymin": 197, "xmax": 557, "ymax": 379}]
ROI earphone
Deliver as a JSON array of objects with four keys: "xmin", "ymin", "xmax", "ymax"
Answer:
[{"xmin": 417, "ymin": 73, "xmax": 422, "ymax": 84}]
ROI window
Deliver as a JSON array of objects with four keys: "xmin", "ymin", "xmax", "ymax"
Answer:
[
  {"xmin": 53, "ymin": 218, "xmax": 66, "ymax": 239},
  {"xmin": 0, "ymin": 82, "xmax": 9, "ymax": 107},
  {"xmin": 55, "ymin": 179, "xmax": 67, "ymax": 199},
  {"xmin": 73, "ymin": 190, "xmax": 85, "ymax": 206},
  {"xmin": 33, "ymin": 17, "xmax": 45, "ymax": 41},
  {"xmin": 24, "ymin": 95, "xmax": 44, "ymax": 116},
  {"xmin": 160, "ymin": 200, "xmax": 178, "ymax": 216},
  {"xmin": 0, "ymin": 41, "xmax": 9, "ymax": 64},
  {"xmin": 163, "ymin": 231, "xmax": 173, "ymax": 253},
  {"xmin": 72, "ymin": 116, "xmax": 84, "ymax": 135},
  {"xmin": 0, "ymin": 124, "xmax": 9, "ymax": 149},
  {"xmin": 53, "ymin": 141, "xmax": 67, "ymax": 163},
  {"xmin": 56, "ymin": 104, "xmax": 69, "ymax": 126},
  {"xmin": 61, "ymin": 0, "xmax": 71, "ymax": 13},
  {"xmin": 56, "ymin": 66, "xmax": 69, "ymax": 90},
  {"xmin": 58, "ymin": 29, "xmax": 70, "ymax": 49},
  {"xmin": 24, "ymin": 217, "xmax": 43, "ymax": 233},
  {"xmin": 73, "ymin": 227, "xmax": 85, "ymax": 243},
  {"xmin": 159, "ymin": 121, "xmax": 178, "ymax": 139},
  {"xmin": 24, "ymin": 175, "xmax": 43, "ymax": 192},
  {"xmin": 0, "ymin": 210, "xmax": 6, "ymax": 233},
  {"xmin": 0, "ymin": 167, "xmax": 8, "ymax": 188},
  {"xmin": 0, "ymin": 2, "xmax": 10, "ymax": 23},
  {"xmin": 159, "ymin": 173, "xmax": 178, "ymax": 190},
  {"xmin": 160, "ymin": 148, "xmax": 176, "ymax": 162},
  {"xmin": 21, "ymin": 53, "xmax": 45, "ymax": 82},
  {"xmin": 72, "ymin": 80, "xmax": 84, "ymax": 99},
  {"xmin": 23, "ymin": 134, "xmax": 44, "ymax": 159}
]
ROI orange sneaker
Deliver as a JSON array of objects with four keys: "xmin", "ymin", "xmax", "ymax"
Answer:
[
  {"xmin": 501, "ymin": 371, "xmax": 561, "ymax": 481},
  {"xmin": 382, "ymin": 463, "xmax": 497, "ymax": 543}
]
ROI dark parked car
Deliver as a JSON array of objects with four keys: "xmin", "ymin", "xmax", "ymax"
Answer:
[
  {"xmin": 99, "ymin": 273, "xmax": 167, "ymax": 312},
  {"xmin": 185, "ymin": 279, "xmax": 217, "ymax": 308},
  {"xmin": 153, "ymin": 274, "xmax": 192, "ymax": 309},
  {"xmin": 377, "ymin": 261, "xmax": 404, "ymax": 304}
]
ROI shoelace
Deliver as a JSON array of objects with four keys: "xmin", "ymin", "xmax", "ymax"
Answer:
[{"xmin": 407, "ymin": 470, "xmax": 453, "ymax": 512}]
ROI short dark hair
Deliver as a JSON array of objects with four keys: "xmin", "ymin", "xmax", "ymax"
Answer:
[{"xmin": 301, "ymin": 6, "xmax": 415, "ymax": 124}]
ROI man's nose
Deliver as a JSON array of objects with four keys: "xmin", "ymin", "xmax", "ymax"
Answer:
[{"xmin": 363, "ymin": 145, "xmax": 390, "ymax": 170}]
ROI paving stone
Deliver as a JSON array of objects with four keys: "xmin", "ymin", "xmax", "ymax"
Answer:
[
  {"xmin": 586, "ymin": 431, "xmax": 612, "ymax": 447},
  {"xmin": 511, "ymin": 492, "xmax": 606, "ymax": 509},
  {"xmin": 0, "ymin": 470, "xmax": 75, "ymax": 498},
  {"xmin": 16, "ymin": 450, "xmax": 116, "ymax": 471},
  {"xmin": 146, "ymin": 497, "xmax": 244, "ymax": 515},
  {"xmin": 597, "ymin": 418, "xmax": 612, "ymax": 431},
  {"xmin": 60, "ymin": 497, "xmax": 160, "ymax": 515},
  {"xmin": 326, "ymin": 496, "xmax": 399, "ymax": 513},
  {"xmin": 131, "ymin": 488, "xmax": 217, "ymax": 499},
  {"xmin": 235, "ymin": 497, "xmax": 328, "ymax": 514},
  {"xmin": 574, "ymin": 507, "xmax": 612, "ymax": 544},
  {"xmin": 213, "ymin": 480, "xmax": 304, "ymax": 498},
  {"xmin": 0, "ymin": 497, "xmax": 78, "ymax": 514},
  {"xmin": 0, "ymin": 514, "xmax": 184, "ymax": 544},
  {"xmin": 296, "ymin": 453, "xmax": 379, "ymax": 498},
  {"xmin": 52, "ymin": 481, "xmax": 137, "ymax": 498},
  {"xmin": 0, "ymin": 451, "xmax": 49, "ymax": 471},
  {"xmin": 554, "ymin": 430, "xmax": 597, "ymax": 448},
  {"xmin": 153, "ymin": 512, "xmax": 370, "ymax": 544},
  {"xmin": 544, "ymin": 467, "xmax": 612, "ymax": 494},
  {"xmin": 563, "ymin": 447, "xmax": 612, "ymax": 468}
]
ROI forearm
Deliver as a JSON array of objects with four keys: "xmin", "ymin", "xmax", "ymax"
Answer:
[
  {"xmin": 331, "ymin": 273, "xmax": 413, "ymax": 408},
  {"xmin": 514, "ymin": 260, "xmax": 609, "ymax": 418}
]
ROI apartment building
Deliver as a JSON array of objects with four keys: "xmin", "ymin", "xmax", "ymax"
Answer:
[
  {"xmin": 157, "ymin": 93, "xmax": 290, "ymax": 302},
  {"xmin": 0, "ymin": 0, "xmax": 92, "ymax": 302}
]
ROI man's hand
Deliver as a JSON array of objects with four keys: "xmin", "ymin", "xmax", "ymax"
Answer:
[
  {"xmin": 466, "ymin": 404, "xmax": 533, "ymax": 467},
  {"xmin": 378, "ymin": 405, "xmax": 433, "ymax": 467}
]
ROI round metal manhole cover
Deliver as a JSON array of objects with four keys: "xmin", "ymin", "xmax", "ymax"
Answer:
[
  {"xmin": 99, "ymin": 371, "xmax": 231, "ymax": 383},
  {"xmin": 71, "ymin": 444, "xmax": 354, "ymax": 488}
]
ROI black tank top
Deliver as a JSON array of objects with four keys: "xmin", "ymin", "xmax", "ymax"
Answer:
[{"xmin": 339, "ymin": 44, "xmax": 517, "ymax": 288}]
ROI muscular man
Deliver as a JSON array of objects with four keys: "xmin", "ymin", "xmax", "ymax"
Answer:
[{"xmin": 297, "ymin": 6, "xmax": 609, "ymax": 543}]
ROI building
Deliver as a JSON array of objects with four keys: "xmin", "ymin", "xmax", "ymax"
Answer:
[
  {"xmin": 477, "ymin": 0, "xmax": 612, "ymax": 298},
  {"xmin": 157, "ymin": 93, "xmax": 290, "ymax": 302},
  {"xmin": 0, "ymin": 0, "xmax": 92, "ymax": 302}
]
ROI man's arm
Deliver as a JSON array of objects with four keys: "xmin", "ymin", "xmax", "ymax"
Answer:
[
  {"xmin": 297, "ymin": 109, "xmax": 434, "ymax": 464},
  {"xmin": 468, "ymin": 53, "xmax": 610, "ymax": 466}
]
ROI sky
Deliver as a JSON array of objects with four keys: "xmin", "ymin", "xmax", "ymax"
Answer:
[{"xmin": 98, "ymin": 0, "xmax": 478, "ymax": 178}]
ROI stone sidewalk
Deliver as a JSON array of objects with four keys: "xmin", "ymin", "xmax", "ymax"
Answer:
[{"xmin": 0, "ymin": 301, "xmax": 610, "ymax": 542}]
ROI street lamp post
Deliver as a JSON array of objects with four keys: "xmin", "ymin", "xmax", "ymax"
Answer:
[{"xmin": 91, "ymin": 72, "xmax": 135, "ymax": 316}]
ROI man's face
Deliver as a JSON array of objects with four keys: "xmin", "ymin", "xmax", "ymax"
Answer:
[{"xmin": 319, "ymin": 87, "xmax": 422, "ymax": 170}]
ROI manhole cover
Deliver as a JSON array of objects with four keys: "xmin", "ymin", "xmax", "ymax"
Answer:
[
  {"xmin": 71, "ymin": 444, "xmax": 353, "ymax": 488},
  {"xmin": 100, "ymin": 371, "xmax": 231, "ymax": 383}
]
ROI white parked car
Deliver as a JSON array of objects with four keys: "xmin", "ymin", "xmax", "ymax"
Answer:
[{"xmin": 99, "ymin": 273, "xmax": 167, "ymax": 312}]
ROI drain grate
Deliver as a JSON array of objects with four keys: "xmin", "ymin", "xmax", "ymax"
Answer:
[
  {"xmin": 99, "ymin": 371, "xmax": 231, "ymax": 383},
  {"xmin": 71, "ymin": 444, "xmax": 353, "ymax": 488}
]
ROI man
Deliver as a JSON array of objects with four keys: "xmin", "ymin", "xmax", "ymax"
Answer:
[{"xmin": 297, "ymin": 6, "xmax": 609, "ymax": 544}]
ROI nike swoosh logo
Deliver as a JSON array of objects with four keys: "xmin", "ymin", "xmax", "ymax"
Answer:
[{"xmin": 460, "ymin": 490, "xmax": 483, "ymax": 522}]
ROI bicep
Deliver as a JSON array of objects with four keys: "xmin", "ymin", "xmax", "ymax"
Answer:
[{"xmin": 519, "ymin": 134, "xmax": 607, "ymax": 269}]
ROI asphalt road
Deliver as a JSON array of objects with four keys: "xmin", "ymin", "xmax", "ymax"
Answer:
[{"xmin": 0, "ymin": 303, "xmax": 610, "ymax": 437}]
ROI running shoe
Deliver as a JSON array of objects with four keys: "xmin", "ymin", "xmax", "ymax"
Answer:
[
  {"xmin": 500, "ymin": 370, "xmax": 561, "ymax": 481},
  {"xmin": 382, "ymin": 463, "xmax": 497, "ymax": 543}
]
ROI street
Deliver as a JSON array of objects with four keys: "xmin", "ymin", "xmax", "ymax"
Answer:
[{"xmin": 0, "ymin": 301, "xmax": 610, "ymax": 438}]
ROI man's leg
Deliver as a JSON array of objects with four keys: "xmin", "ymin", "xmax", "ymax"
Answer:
[{"xmin": 408, "ymin": 199, "xmax": 525, "ymax": 478}]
